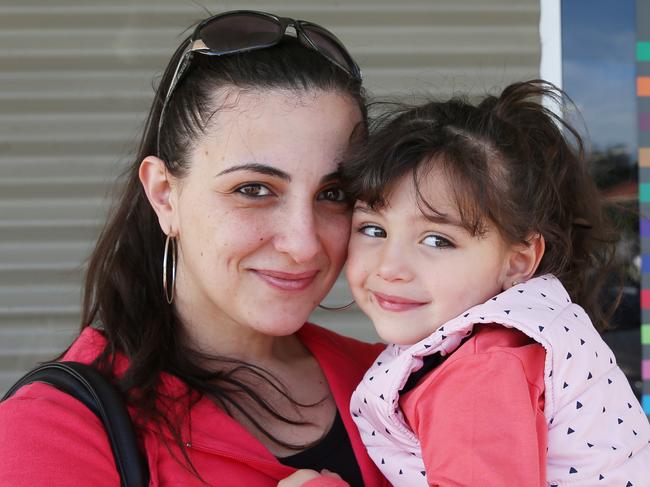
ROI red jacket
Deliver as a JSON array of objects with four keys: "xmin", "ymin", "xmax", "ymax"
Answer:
[{"xmin": 0, "ymin": 323, "xmax": 388, "ymax": 487}]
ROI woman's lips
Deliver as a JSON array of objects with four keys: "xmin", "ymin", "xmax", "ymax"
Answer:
[
  {"xmin": 371, "ymin": 291, "xmax": 428, "ymax": 312},
  {"xmin": 253, "ymin": 269, "xmax": 319, "ymax": 291}
]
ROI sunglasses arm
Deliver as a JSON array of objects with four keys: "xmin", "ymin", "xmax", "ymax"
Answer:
[{"xmin": 156, "ymin": 40, "xmax": 199, "ymax": 157}]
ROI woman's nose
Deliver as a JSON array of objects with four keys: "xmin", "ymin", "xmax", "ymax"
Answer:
[{"xmin": 273, "ymin": 203, "xmax": 321, "ymax": 263}]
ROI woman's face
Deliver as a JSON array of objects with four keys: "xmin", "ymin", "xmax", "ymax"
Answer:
[{"xmin": 167, "ymin": 89, "xmax": 362, "ymax": 341}]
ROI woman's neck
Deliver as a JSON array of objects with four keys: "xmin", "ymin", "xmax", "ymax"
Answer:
[{"xmin": 183, "ymin": 318, "xmax": 305, "ymax": 363}]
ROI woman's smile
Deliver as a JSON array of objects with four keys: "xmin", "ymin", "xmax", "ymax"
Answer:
[{"xmin": 252, "ymin": 268, "xmax": 320, "ymax": 292}]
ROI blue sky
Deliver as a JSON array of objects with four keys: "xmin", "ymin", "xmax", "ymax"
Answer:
[{"xmin": 562, "ymin": 0, "xmax": 636, "ymax": 154}]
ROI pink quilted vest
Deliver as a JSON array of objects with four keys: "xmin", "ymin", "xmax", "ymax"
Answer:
[{"xmin": 351, "ymin": 275, "xmax": 650, "ymax": 486}]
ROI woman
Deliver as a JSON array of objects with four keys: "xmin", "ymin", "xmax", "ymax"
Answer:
[{"xmin": 0, "ymin": 11, "xmax": 387, "ymax": 487}]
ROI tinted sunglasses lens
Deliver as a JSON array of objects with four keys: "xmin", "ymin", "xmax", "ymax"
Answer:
[
  {"xmin": 302, "ymin": 24, "xmax": 358, "ymax": 77},
  {"xmin": 198, "ymin": 13, "xmax": 283, "ymax": 52}
]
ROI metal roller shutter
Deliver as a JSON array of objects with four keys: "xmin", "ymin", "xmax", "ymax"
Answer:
[{"xmin": 0, "ymin": 0, "xmax": 540, "ymax": 392}]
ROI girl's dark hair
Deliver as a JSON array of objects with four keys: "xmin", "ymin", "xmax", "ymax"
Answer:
[
  {"xmin": 78, "ymin": 32, "xmax": 366, "ymax": 477},
  {"xmin": 342, "ymin": 80, "xmax": 619, "ymax": 332}
]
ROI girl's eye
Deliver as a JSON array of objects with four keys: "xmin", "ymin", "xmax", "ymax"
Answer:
[
  {"xmin": 318, "ymin": 186, "xmax": 347, "ymax": 203},
  {"xmin": 359, "ymin": 225, "xmax": 386, "ymax": 238},
  {"xmin": 422, "ymin": 234, "xmax": 453, "ymax": 248},
  {"xmin": 236, "ymin": 184, "xmax": 272, "ymax": 197}
]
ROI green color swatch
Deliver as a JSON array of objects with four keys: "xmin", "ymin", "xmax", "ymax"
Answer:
[
  {"xmin": 640, "ymin": 183, "xmax": 650, "ymax": 202},
  {"xmin": 638, "ymin": 42, "xmax": 650, "ymax": 61},
  {"xmin": 643, "ymin": 324, "xmax": 650, "ymax": 345}
]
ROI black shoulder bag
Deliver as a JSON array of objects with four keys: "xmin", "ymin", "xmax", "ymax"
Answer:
[{"xmin": 1, "ymin": 361, "xmax": 149, "ymax": 487}]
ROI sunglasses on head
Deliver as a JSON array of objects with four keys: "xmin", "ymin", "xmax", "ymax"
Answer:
[{"xmin": 156, "ymin": 10, "xmax": 362, "ymax": 157}]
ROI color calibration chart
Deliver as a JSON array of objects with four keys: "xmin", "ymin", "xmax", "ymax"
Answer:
[{"xmin": 639, "ymin": 1, "xmax": 650, "ymax": 416}]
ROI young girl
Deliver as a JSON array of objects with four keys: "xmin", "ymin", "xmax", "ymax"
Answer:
[{"xmin": 342, "ymin": 80, "xmax": 650, "ymax": 486}]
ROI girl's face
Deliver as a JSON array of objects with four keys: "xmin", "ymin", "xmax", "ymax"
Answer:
[
  {"xmin": 346, "ymin": 169, "xmax": 515, "ymax": 345},
  {"xmin": 167, "ymin": 89, "xmax": 362, "ymax": 343}
]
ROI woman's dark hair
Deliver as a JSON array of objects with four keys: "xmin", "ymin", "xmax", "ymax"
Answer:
[
  {"xmin": 342, "ymin": 80, "xmax": 619, "ymax": 331},
  {"xmin": 78, "ymin": 31, "xmax": 366, "ymax": 477}
]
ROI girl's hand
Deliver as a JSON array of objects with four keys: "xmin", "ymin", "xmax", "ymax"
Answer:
[{"xmin": 278, "ymin": 469, "xmax": 347, "ymax": 487}]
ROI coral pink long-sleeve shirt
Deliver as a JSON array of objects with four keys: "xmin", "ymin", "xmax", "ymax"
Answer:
[{"xmin": 399, "ymin": 325, "xmax": 547, "ymax": 487}]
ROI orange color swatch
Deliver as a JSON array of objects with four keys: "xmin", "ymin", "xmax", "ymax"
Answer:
[{"xmin": 638, "ymin": 77, "xmax": 650, "ymax": 96}]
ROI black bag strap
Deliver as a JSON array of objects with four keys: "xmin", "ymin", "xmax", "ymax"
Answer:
[{"xmin": 1, "ymin": 361, "xmax": 149, "ymax": 487}]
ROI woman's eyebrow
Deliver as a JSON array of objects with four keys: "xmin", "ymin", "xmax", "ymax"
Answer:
[
  {"xmin": 216, "ymin": 163, "xmax": 290, "ymax": 181},
  {"xmin": 320, "ymin": 170, "xmax": 341, "ymax": 184},
  {"xmin": 215, "ymin": 164, "xmax": 340, "ymax": 185}
]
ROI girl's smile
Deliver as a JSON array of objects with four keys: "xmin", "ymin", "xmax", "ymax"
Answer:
[{"xmin": 370, "ymin": 291, "xmax": 430, "ymax": 312}]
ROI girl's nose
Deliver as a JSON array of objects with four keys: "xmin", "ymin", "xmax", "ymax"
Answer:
[{"xmin": 375, "ymin": 239, "xmax": 414, "ymax": 283}]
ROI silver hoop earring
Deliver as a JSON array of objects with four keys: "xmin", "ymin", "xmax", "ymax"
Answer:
[
  {"xmin": 318, "ymin": 301, "xmax": 355, "ymax": 312},
  {"xmin": 163, "ymin": 235, "xmax": 177, "ymax": 304}
]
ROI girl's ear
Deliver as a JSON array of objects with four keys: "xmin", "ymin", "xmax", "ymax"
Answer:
[
  {"xmin": 502, "ymin": 233, "xmax": 545, "ymax": 289},
  {"xmin": 139, "ymin": 156, "xmax": 177, "ymax": 235}
]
